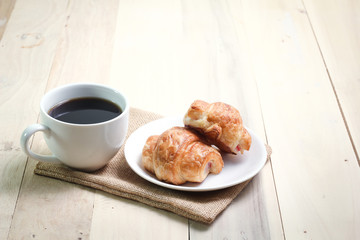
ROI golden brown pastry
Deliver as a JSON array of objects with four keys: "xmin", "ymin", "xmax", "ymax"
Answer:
[
  {"xmin": 142, "ymin": 127, "xmax": 224, "ymax": 185},
  {"xmin": 183, "ymin": 100, "xmax": 251, "ymax": 154}
]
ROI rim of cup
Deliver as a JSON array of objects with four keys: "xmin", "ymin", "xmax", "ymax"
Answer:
[{"xmin": 40, "ymin": 82, "xmax": 129, "ymax": 127}]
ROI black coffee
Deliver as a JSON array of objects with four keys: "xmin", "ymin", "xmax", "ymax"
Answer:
[{"xmin": 48, "ymin": 97, "xmax": 122, "ymax": 124}]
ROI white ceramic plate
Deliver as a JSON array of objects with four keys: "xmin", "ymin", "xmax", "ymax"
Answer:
[{"xmin": 124, "ymin": 116, "xmax": 267, "ymax": 192}]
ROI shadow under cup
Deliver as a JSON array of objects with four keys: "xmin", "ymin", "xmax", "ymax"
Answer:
[{"xmin": 39, "ymin": 83, "xmax": 129, "ymax": 171}]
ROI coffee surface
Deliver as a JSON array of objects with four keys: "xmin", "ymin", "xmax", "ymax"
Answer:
[{"xmin": 48, "ymin": 97, "xmax": 122, "ymax": 124}]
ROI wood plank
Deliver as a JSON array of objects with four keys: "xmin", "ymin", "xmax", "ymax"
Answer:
[
  {"xmin": 11, "ymin": 0, "xmax": 187, "ymax": 238},
  {"xmin": 0, "ymin": 0, "xmax": 69, "ymax": 239},
  {"xmin": 179, "ymin": 1, "xmax": 283, "ymax": 238},
  {"xmin": 45, "ymin": 0, "xmax": 119, "ymax": 89},
  {"xmin": 89, "ymin": 1, "xmax": 189, "ymax": 238},
  {"xmin": 9, "ymin": 159, "xmax": 95, "ymax": 240},
  {"xmin": 90, "ymin": 192, "xmax": 188, "ymax": 240},
  {"xmin": 109, "ymin": 0, "xmax": 185, "ymax": 115},
  {"xmin": 302, "ymin": 0, "xmax": 360, "ymax": 164},
  {"xmin": 109, "ymin": 0, "xmax": 283, "ymax": 239},
  {"xmin": 240, "ymin": 0, "xmax": 360, "ymax": 239},
  {"xmin": 9, "ymin": 0, "xmax": 123, "ymax": 239},
  {"xmin": 0, "ymin": 0, "xmax": 16, "ymax": 40}
]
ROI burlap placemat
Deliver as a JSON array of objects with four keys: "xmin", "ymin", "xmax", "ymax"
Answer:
[{"xmin": 34, "ymin": 108, "xmax": 271, "ymax": 224}]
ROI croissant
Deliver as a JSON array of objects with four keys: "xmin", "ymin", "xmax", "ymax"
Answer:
[
  {"xmin": 183, "ymin": 100, "xmax": 251, "ymax": 154},
  {"xmin": 142, "ymin": 127, "xmax": 224, "ymax": 185}
]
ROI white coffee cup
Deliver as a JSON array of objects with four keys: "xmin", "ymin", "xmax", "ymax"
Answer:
[{"xmin": 20, "ymin": 83, "xmax": 129, "ymax": 172}]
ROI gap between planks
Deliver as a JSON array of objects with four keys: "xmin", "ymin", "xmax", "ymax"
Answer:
[
  {"xmin": 241, "ymin": 3, "xmax": 287, "ymax": 238},
  {"xmin": 252, "ymin": 55, "xmax": 287, "ymax": 240},
  {"xmin": 300, "ymin": 0, "xmax": 360, "ymax": 167},
  {"xmin": 6, "ymin": 112, "xmax": 41, "ymax": 240}
]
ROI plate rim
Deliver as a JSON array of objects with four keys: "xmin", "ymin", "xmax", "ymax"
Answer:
[{"xmin": 124, "ymin": 116, "xmax": 267, "ymax": 192}]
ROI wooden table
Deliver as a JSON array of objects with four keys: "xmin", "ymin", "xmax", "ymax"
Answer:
[{"xmin": 1, "ymin": 0, "xmax": 359, "ymax": 239}]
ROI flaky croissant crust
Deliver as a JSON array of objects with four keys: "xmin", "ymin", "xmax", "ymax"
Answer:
[
  {"xmin": 142, "ymin": 127, "xmax": 224, "ymax": 185},
  {"xmin": 184, "ymin": 100, "xmax": 251, "ymax": 154}
]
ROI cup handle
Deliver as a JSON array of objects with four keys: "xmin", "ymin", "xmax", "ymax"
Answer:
[{"xmin": 20, "ymin": 124, "xmax": 61, "ymax": 163}]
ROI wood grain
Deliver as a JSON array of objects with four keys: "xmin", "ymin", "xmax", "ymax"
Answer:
[
  {"xmin": 8, "ymin": 159, "xmax": 95, "ymax": 240},
  {"xmin": 177, "ymin": 1, "xmax": 284, "ymax": 239},
  {"xmin": 241, "ymin": 0, "xmax": 360, "ymax": 239},
  {"xmin": 0, "ymin": 0, "xmax": 69, "ymax": 239},
  {"xmin": 303, "ymin": 0, "xmax": 360, "ymax": 165},
  {"xmin": 1, "ymin": 0, "xmax": 359, "ymax": 239},
  {"xmin": 7, "ymin": 0, "xmax": 123, "ymax": 239},
  {"xmin": 90, "ymin": 1, "xmax": 190, "ymax": 238},
  {"xmin": 90, "ymin": 192, "xmax": 188, "ymax": 240},
  {"xmin": 109, "ymin": 0, "xmax": 283, "ymax": 239},
  {"xmin": 0, "ymin": 0, "xmax": 16, "ymax": 40},
  {"xmin": 45, "ymin": 0, "xmax": 119, "ymax": 89}
]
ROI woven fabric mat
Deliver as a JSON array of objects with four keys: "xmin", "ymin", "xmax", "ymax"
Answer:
[{"xmin": 34, "ymin": 108, "xmax": 271, "ymax": 224}]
